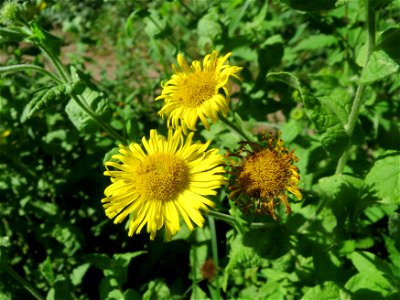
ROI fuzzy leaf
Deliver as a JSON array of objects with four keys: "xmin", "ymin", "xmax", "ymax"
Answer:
[
  {"xmin": 23, "ymin": 81, "xmax": 84, "ymax": 120},
  {"xmin": 267, "ymin": 72, "xmax": 303, "ymax": 95},
  {"xmin": 303, "ymin": 95, "xmax": 349, "ymax": 156},
  {"xmin": 65, "ymin": 88, "xmax": 111, "ymax": 133}
]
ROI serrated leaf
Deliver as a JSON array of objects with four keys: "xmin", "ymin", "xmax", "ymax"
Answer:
[
  {"xmin": 365, "ymin": 151, "xmax": 400, "ymax": 204},
  {"xmin": 360, "ymin": 50, "xmax": 399, "ymax": 84}
]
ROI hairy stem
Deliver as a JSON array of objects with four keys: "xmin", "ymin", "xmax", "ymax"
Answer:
[
  {"xmin": 335, "ymin": 1, "xmax": 376, "ymax": 175},
  {"xmin": 22, "ymin": 24, "xmax": 125, "ymax": 143}
]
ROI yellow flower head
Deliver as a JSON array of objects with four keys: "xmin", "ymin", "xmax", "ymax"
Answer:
[
  {"xmin": 227, "ymin": 132, "xmax": 302, "ymax": 219},
  {"xmin": 156, "ymin": 50, "xmax": 242, "ymax": 134},
  {"xmin": 102, "ymin": 128, "xmax": 226, "ymax": 240}
]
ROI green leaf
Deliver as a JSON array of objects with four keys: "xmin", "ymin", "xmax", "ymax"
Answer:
[
  {"xmin": 377, "ymin": 27, "xmax": 400, "ymax": 62},
  {"xmin": 266, "ymin": 72, "xmax": 303, "ymax": 94},
  {"xmin": 345, "ymin": 273, "xmax": 394, "ymax": 297},
  {"xmin": 388, "ymin": 213, "xmax": 400, "ymax": 251},
  {"xmin": 0, "ymin": 27, "xmax": 26, "ymax": 42},
  {"xmin": 30, "ymin": 22, "xmax": 61, "ymax": 56},
  {"xmin": 301, "ymin": 281, "xmax": 350, "ymax": 300},
  {"xmin": 83, "ymin": 253, "xmax": 112, "ymax": 270},
  {"xmin": 46, "ymin": 276, "xmax": 74, "ymax": 300},
  {"xmin": 84, "ymin": 251, "xmax": 146, "ymax": 286},
  {"xmin": 360, "ymin": 50, "xmax": 399, "ymax": 84},
  {"xmin": 65, "ymin": 87, "xmax": 111, "ymax": 133},
  {"xmin": 267, "ymin": 73, "xmax": 349, "ymax": 156},
  {"xmin": 365, "ymin": 151, "xmax": 400, "ymax": 204},
  {"xmin": 348, "ymin": 251, "xmax": 399, "ymax": 293},
  {"xmin": 25, "ymin": 85, "xmax": 68, "ymax": 119},
  {"xmin": 293, "ymin": 34, "xmax": 337, "ymax": 52},
  {"xmin": 190, "ymin": 285, "xmax": 209, "ymax": 300},
  {"xmin": 350, "ymin": 251, "xmax": 389, "ymax": 275},
  {"xmin": 303, "ymin": 95, "xmax": 349, "ymax": 156},
  {"xmin": 189, "ymin": 227, "xmax": 210, "ymax": 281},
  {"xmin": 142, "ymin": 280, "xmax": 170, "ymax": 300},
  {"xmin": 106, "ymin": 251, "xmax": 147, "ymax": 285},
  {"xmin": 223, "ymin": 227, "xmax": 287, "ymax": 291},
  {"xmin": 39, "ymin": 257, "xmax": 55, "ymax": 286},
  {"xmin": 283, "ymin": 0, "xmax": 338, "ymax": 11},
  {"xmin": 70, "ymin": 263, "xmax": 90, "ymax": 286},
  {"xmin": 197, "ymin": 8, "xmax": 221, "ymax": 49},
  {"xmin": 259, "ymin": 35, "xmax": 284, "ymax": 69}
]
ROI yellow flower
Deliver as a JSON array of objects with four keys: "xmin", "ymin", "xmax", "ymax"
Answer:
[
  {"xmin": 102, "ymin": 128, "xmax": 225, "ymax": 240},
  {"xmin": 156, "ymin": 50, "xmax": 242, "ymax": 134},
  {"xmin": 227, "ymin": 132, "xmax": 302, "ymax": 219}
]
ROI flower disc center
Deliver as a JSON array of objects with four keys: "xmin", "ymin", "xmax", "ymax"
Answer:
[
  {"xmin": 239, "ymin": 149, "xmax": 291, "ymax": 199},
  {"xmin": 177, "ymin": 71, "xmax": 217, "ymax": 108},
  {"xmin": 135, "ymin": 153, "xmax": 189, "ymax": 202}
]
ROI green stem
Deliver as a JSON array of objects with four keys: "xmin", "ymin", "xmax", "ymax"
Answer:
[
  {"xmin": 218, "ymin": 114, "xmax": 253, "ymax": 142},
  {"xmin": 22, "ymin": 24, "xmax": 125, "ymax": 143},
  {"xmin": 207, "ymin": 210, "xmax": 275, "ymax": 230},
  {"xmin": 70, "ymin": 95, "xmax": 125, "ymax": 143},
  {"xmin": 207, "ymin": 216, "xmax": 221, "ymax": 299},
  {"xmin": 147, "ymin": 15, "xmax": 179, "ymax": 50},
  {"xmin": 0, "ymin": 64, "xmax": 62, "ymax": 83},
  {"xmin": 335, "ymin": 1, "xmax": 376, "ymax": 175},
  {"xmin": 0, "ymin": 263, "xmax": 45, "ymax": 300},
  {"xmin": 207, "ymin": 210, "xmax": 236, "ymax": 227}
]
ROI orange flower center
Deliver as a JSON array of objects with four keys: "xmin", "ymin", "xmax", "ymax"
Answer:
[{"xmin": 238, "ymin": 149, "xmax": 293, "ymax": 199}]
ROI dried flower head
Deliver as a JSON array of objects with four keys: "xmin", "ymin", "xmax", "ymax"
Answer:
[{"xmin": 226, "ymin": 132, "xmax": 302, "ymax": 219}]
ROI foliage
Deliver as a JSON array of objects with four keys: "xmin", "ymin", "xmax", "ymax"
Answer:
[{"xmin": 0, "ymin": 0, "xmax": 399, "ymax": 299}]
